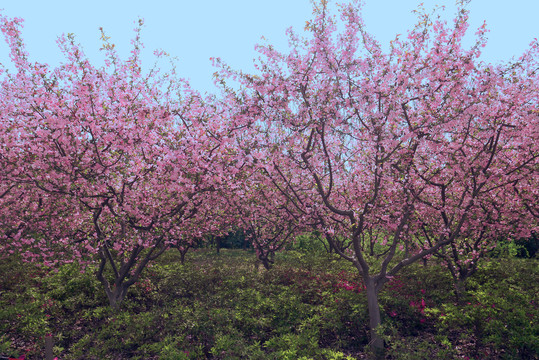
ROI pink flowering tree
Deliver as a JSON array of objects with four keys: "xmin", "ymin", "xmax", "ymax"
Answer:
[
  {"xmin": 409, "ymin": 37, "xmax": 539, "ymax": 300},
  {"xmin": 216, "ymin": 0, "xmax": 538, "ymax": 354},
  {"xmin": 219, "ymin": 93, "xmax": 320, "ymax": 269},
  {"xmin": 226, "ymin": 172, "xmax": 306, "ymax": 270},
  {"xmin": 0, "ymin": 14, "xmax": 235, "ymax": 309}
]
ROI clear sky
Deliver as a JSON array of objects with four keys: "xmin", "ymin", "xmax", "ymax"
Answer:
[{"xmin": 1, "ymin": 0, "xmax": 538, "ymax": 93}]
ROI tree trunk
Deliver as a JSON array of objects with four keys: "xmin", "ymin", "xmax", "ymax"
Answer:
[
  {"xmin": 45, "ymin": 334, "xmax": 54, "ymax": 360},
  {"xmin": 453, "ymin": 277, "xmax": 467, "ymax": 304},
  {"xmin": 260, "ymin": 256, "xmax": 272, "ymax": 270},
  {"xmin": 179, "ymin": 251, "xmax": 186, "ymax": 265},
  {"xmin": 216, "ymin": 236, "xmax": 221, "ymax": 254},
  {"xmin": 104, "ymin": 282, "xmax": 130, "ymax": 310},
  {"xmin": 446, "ymin": 260, "xmax": 467, "ymax": 304},
  {"xmin": 365, "ymin": 277, "xmax": 384, "ymax": 359},
  {"xmin": 177, "ymin": 245, "xmax": 189, "ymax": 265},
  {"xmin": 96, "ymin": 262, "xmax": 131, "ymax": 310},
  {"xmin": 328, "ymin": 238, "xmax": 335, "ymax": 253}
]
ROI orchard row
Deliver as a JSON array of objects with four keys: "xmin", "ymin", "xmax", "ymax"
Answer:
[{"xmin": 1, "ymin": 1, "xmax": 537, "ymax": 354}]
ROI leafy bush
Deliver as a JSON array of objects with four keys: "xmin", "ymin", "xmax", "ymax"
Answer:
[
  {"xmin": 287, "ymin": 233, "xmax": 330, "ymax": 254},
  {"xmin": 427, "ymin": 259, "xmax": 539, "ymax": 359},
  {"xmin": 1, "ymin": 250, "xmax": 537, "ymax": 359}
]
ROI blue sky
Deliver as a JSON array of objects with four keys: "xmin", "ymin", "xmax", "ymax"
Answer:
[{"xmin": 1, "ymin": 1, "xmax": 538, "ymax": 93}]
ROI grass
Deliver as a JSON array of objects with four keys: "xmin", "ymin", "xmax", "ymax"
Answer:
[{"xmin": 0, "ymin": 248, "xmax": 537, "ymax": 359}]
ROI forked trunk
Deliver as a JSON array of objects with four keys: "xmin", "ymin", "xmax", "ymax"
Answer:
[
  {"xmin": 96, "ymin": 243, "xmax": 166, "ymax": 310},
  {"xmin": 259, "ymin": 255, "xmax": 273, "ymax": 270},
  {"xmin": 105, "ymin": 282, "xmax": 130, "ymax": 310},
  {"xmin": 178, "ymin": 247, "xmax": 189, "ymax": 265}
]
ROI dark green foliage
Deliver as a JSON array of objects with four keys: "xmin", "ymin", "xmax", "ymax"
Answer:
[
  {"xmin": 286, "ymin": 232, "xmax": 332, "ymax": 254},
  {"xmin": 515, "ymin": 233, "xmax": 539, "ymax": 258},
  {"xmin": 1, "ymin": 250, "xmax": 537, "ymax": 359},
  {"xmin": 489, "ymin": 234, "xmax": 539, "ymax": 259},
  {"xmin": 214, "ymin": 229, "xmax": 249, "ymax": 250},
  {"xmin": 433, "ymin": 259, "xmax": 539, "ymax": 359}
]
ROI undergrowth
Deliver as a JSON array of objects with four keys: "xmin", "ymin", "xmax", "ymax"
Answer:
[{"xmin": 0, "ymin": 249, "xmax": 537, "ymax": 359}]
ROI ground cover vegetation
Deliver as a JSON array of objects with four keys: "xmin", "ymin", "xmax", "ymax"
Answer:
[
  {"xmin": 0, "ymin": 247, "xmax": 537, "ymax": 359},
  {"xmin": 1, "ymin": 0, "xmax": 538, "ymax": 358}
]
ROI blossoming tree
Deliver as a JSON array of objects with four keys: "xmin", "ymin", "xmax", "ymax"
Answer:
[
  {"xmin": 226, "ymin": 169, "xmax": 307, "ymax": 270},
  {"xmin": 0, "ymin": 14, "xmax": 235, "ymax": 309},
  {"xmin": 217, "ymin": 0, "xmax": 538, "ymax": 354},
  {"xmin": 408, "ymin": 32, "xmax": 539, "ymax": 300}
]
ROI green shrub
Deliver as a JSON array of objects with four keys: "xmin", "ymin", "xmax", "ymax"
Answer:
[
  {"xmin": 1, "ymin": 250, "xmax": 537, "ymax": 359},
  {"xmin": 430, "ymin": 280, "xmax": 538, "ymax": 358},
  {"xmin": 288, "ymin": 233, "xmax": 330, "ymax": 253}
]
